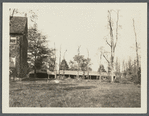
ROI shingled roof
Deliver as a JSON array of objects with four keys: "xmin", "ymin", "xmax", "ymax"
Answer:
[{"xmin": 10, "ymin": 16, "xmax": 27, "ymax": 34}]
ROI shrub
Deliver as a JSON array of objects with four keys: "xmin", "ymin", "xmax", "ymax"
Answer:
[
  {"xmin": 114, "ymin": 77, "xmax": 121, "ymax": 83},
  {"xmin": 120, "ymin": 78, "xmax": 132, "ymax": 84}
]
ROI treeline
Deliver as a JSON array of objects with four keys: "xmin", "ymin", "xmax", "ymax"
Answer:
[
  {"xmin": 59, "ymin": 55, "xmax": 92, "ymax": 71},
  {"xmin": 121, "ymin": 58, "xmax": 141, "ymax": 84},
  {"xmin": 111, "ymin": 57, "xmax": 141, "ymax": 84},
  {"xmin": 27, "ymin": 25, "xmax": 93, "ymax": 77},
  {"xmin": 27, "ymin": 24, "xmax": 56, "ymax": 77}
]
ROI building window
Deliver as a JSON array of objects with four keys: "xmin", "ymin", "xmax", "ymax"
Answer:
[{"xmin": 10, "ymin": 36, "xmax": 17, "ymax": 44}]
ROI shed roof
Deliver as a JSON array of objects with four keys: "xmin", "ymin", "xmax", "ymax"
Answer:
[
  {"xmin": 59, "ymin": 70, "xmax": 110, "ymax": 76},
  {"xmin": 29, "ymin": 69, "xmax": 115, "ymax": 77},
  {"xmin": 10, "ymin": 16, "xmax": 27, "ymax": 34},
  {"xmin": 29, "ymin": 69, "xmax": 55, "ymax": 75}
]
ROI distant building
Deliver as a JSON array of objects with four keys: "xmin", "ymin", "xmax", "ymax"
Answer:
[
  {"xmin": 9, "ymin": 16, "xmax": 28, "ymax": 78},
  {"xmin": 28, "ymin": 69, "xmax": 116, "ymax": 80},
  {"xmin": 57, "ymin": 70, "xmax": 110, "ymax": 79}
]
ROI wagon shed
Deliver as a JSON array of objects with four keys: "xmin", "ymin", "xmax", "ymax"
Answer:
[{"xmin": 29, "ymin": 69, "xmax": 55, "ymax": 79}]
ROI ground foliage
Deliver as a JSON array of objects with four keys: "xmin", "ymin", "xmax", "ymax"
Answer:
[{"xmin": 10, "ymin": 78, "xmax": 140, "ymax": 107}]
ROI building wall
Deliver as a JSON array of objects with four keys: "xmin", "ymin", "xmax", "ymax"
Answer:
[
  {"xmin": 20, "ymin": 33, "xmax": 28, "ymax": 77},
  {"xmin": 9, "ymin": 34, "xmax": 28, "ymax": 78},
  {"xmin": 9, "ymin": 35, "xmax": 21, "ymax": 77}
]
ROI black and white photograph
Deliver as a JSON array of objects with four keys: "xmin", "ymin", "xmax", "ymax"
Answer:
[{"xmin": 2, "ymin": 3, "xmax": 147, "ymax": 113}]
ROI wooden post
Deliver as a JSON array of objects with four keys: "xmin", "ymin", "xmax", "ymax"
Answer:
[
  {"xmin": 47, "ymin": 74, "xmax": 49, "ymax": 82},
  {"xmin": 55, "ymin": 70, "xmax": 57, "ymax": 79},
  {"xmin": 100, "ymin": 76, "xmax": 101, "ymax": 82}
]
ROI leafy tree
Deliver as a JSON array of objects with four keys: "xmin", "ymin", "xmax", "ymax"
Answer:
[
  {"xmin": 80, "ymin": 58, "xmax": 88, "ymax": 71},
  {"xmin": 80, "ymin": 58, "xmax": 88, "ymax": 77},
  {"xmin": 70, "ymin": 55, "xmax": 92, "ymax": 77},
  {"xmin": 60, "ymin": 59, "xmax": 69, "ymax": 70},
  {"xmin": 98, "ymin": 64, "xmax": 106, "ymax": 73},
  {"xmin": 115, "ymin": 57, "xmax": 121, "ymax": 76},
  {"xmin": 80, "ymin": 58, "xmax": 92, "ymax": 71},
  {"xmin": 48, "ymin": 56, "xmax": 56, "ymax": 71},
  {"xmin": 73, "ymin": 55, "xmax": 92, "ymax": 70},
  {"xmin": 107, "ymin": 63, "xmax": 111, "ymax": 73},
  {"xmin": 73, "ymin": 55, "xmax": 84, "ymax": 70},
  {"xmin": 75, "ymin": 45, "xmax": 81, "ymax": 77},
  {"xmin": 28, "ymin": 24, "xmax": 54, "ymax": 77},
  {"xmin": 69, "ymin": 60, "xmax": 78, "ymax": 71},
  {"xmin": 122, "ymin": 57, "xmax": 141, "ymax": 84},
  {"xmin": 138, "ymin": 67, "xmax": 141, "ymax": 84}
]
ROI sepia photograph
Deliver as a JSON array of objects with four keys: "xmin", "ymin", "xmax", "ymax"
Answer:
[{"xmin": 2, "ymin": 3, "xmax": 147, "ymax": 113}]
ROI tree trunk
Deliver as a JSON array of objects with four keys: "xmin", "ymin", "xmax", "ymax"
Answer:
[
  {"xmin": 111, "ymin": 52, "xmax": 114, "ymax": 83},
  {"xmin": 99, "ymin": 75, "xmax": 101, "ymax": 82},
  {"xmin": 59, "ymin": 45, "xmax": 61, "ymax": 79},
  {"xmin": 34, "ymin": 67, "xmax": 36, "ymax": 78},
  {"xmin": 55, "ymin": 70, "xmax": 57, "ymax": 79},
  {"xmin": 77, "ymin": 60, "xmax": 80, "ymax": 78},
  {"xmin": 63, "ymin": 69, "xmax": 65, "ymax": 79},
  {"xmin": 133, "ymin": 19, "xmax": 139, "ymax": 83},
  {"xmin": 106, "ymin": 10, "xmax": 119, "ymax": 83},
  {"xmin": 111, "ymin": 65, "xmax": 114, "ymax": 82},
  {"xmin": 99, "ymin": 52, "xmax": 102, "ymax": 82},
  {"xmin": 77, "ymin": 46, "xmax": 81, "ymax": 78},
  {"xmin": 34, "ymin": 52, "xmax": 37, "ymax": 78},
  {"xmin": 87, "ymin": 49, "xmax": 89, "ymax": 80},
  {"xmin": 54, "ymin": 43, "xmax": 57, "ymax": 79},
  {"xmin": 77, "ymin": 68, "xmax": 79, "ymax": 78}
]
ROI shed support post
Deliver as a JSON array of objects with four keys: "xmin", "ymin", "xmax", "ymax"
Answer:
[
  {"xmin": 100, "ymin": 76, "xmax": 101, "ymax": 82},
  {"xmin": 47, "ymin": 74, "xmax": 49, "ymax": 83}
]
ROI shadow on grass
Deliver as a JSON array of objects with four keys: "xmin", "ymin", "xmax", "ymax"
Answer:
[
  {"xmin": 13, "ymin": 82, "xmax": 95, "ymax": 91},
  {"xmin": 63, "ymin": 86, "xmax": 96, "ymax": 91},
  {"xmin": 22, "ymin": 78, "xmax": 48, "ymax": 81},
  {"xmin": 21, "ymin": 83, "xmax": 77, "ymax": 91},
  {"xmin": 13, "ymin": 89, "xmax": 23, "ymax": 91}
]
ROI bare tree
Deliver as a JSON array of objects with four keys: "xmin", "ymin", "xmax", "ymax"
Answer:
[
  {"xmin": 77, "ymin": 45, "xmax": 81, "ymax": 78},
  {"xmin": 63, "ymin": 49, "xmax": 67, "ymax": 77},
  {"xmin": 54, "ymin": 43, "xmax": 57, "ymax": 79},
  {"xmin": 59, "ymin": 45, "xmax": 61, "ymax": 79},
  {"xmin": 87, "ymin": 48, "xmax": 90, "ymax": 79},
  {"xmin": 98, "ymin": 47, "xmax": 104, "ymax": 82},
  {"xmin": 115, "ymin": 57, "xmax": 121, "ymax": 77},
  {"xmin": 104, "ymin": 10, "xmax": 120, "ymax": 83},
  {"xmin": 9, "ymin": 8, "xmax": 18, "ymax": 17},
  {"xmin": 133, "ymin": 19, "xmax": 140, "ymax": 83}
]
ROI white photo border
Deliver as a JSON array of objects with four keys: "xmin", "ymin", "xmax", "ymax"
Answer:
[{"xmin": 2, "ymin": 3, "xmax": 147, "ymax": 114}]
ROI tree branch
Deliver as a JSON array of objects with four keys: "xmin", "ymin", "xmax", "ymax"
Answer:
[
  {"xmin": 78, "ymin": 45, "xmax": 81, "ymax": 55},
  {"xmin": 133, "ymin": 18, "xmax": 139, "ymax": 69},
  {"xmin": 114, "ymin": 10, "xmax": 119, "ymax": 50},
  {"xmin": 11, "ymin": 9, "xmax": 15, "ymax": 17},
  {"xmin": 106, "ymin": 40, "xmax": 111, "ymax": 47},
  {"xmin": 103, "ymin": 54, "xmax": 110, "ymax": 63},
  {"xmin": 108, "ymin": 10, "xmax": 114, "ymax": 45}
]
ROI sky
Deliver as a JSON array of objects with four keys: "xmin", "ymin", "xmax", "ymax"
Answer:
[{"xmin": 8, "ymin": 3, "xmax": 146, "ymax": 71}]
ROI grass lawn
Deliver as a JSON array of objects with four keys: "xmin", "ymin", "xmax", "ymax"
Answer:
[{"xmin": 9, "ymin": 78, "xmax": 141, "ymax": 107}]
